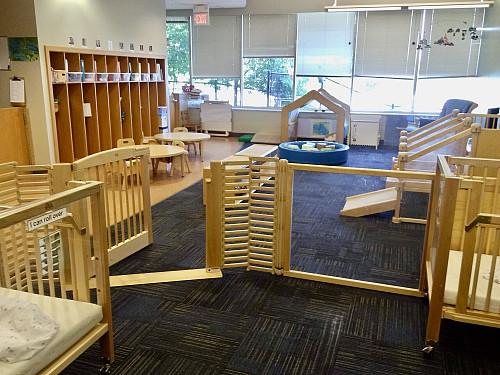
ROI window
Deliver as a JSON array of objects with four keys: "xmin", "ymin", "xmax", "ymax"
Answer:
[
  {"xmin": 295, "ymin": 13, "xmax": 355, "ymax": 108},
  {"xmin": 166, "ymin": 18, "xmax": 191, "ymax": 94},
  {"xmin": 242, "ymin": 15, "xmax": 296, "ymax": 108},
  {"xmin": 192, "ymin": 78, "xmax": 241, "ymax": 106},
  {"xmin": 351, "ymin": 77, "xmax": 415, "ymax": 112},
  {"xmin": 192, "ymin": 15, "xmax": 241, "ymax": 79},
  {"xmin": 181, "ymin": 9, "xmax": 486, "ymax": 113},
  {"xmin": 296, "ymin": 12, "xmax": 355, "ymax": 77},
  {"xmin": 295, "ymin": 77, "xmax": 352, "ymax": 109},
  {"xmin": 418, "ymin": 9, "xmax": 483, "ymax": 78},
  {"xmin": 243, "ymin": 58, "xmax": 294, "ymax": 107}
]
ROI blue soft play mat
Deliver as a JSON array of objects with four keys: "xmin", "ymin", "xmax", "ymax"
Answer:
[{"xmin": 278, "ymin": 141, "xmax": 349, "ymax": 165}]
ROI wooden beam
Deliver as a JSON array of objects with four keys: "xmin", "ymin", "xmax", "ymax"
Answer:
[{"xmin": 90, "ymin": 268, "xmax": 223, "ymax": 288}]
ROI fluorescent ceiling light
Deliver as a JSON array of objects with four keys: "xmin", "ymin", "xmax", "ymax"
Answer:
[
  {"xmin": 409, "ymin": 2, "xmax": 493, "ymax": 9},
  {"xmin": 326, "ymin": 5, "xmax": 402, "ymax": 12},
  {"xmin": 325, "ymin": 1, "xmax": 493, "ymax": 12}
]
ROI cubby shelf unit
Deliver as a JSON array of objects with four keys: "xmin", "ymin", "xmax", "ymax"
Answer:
[{"xmin": 45, "ymin": 46, "xmax": 168, "ymax": 163}]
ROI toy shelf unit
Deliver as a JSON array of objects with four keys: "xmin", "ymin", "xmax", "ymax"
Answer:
[
  {"xmin": 348, "ymin": 114, "xmax": 383, "ymax": 149},
  {"xmin": 45, "ymin": 46, "xmax": 168, "ymax": 163}
]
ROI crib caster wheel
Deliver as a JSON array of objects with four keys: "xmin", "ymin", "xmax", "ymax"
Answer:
[
  {"xmin": 100, "ymin": 357, "xmax": 111, "ymax": 374},
  {"xmin": 422, "ymin": 345, "xmax": 435, "ymax": 358},
  {"xmin": 100, "ymin": 364, "xmax": 111, "ymax": 374}
]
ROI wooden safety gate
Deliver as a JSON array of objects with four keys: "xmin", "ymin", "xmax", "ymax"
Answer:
[
  {"xmin": 206, "ymin": 156, "xmax": 436, "ymax": 297},
  {"xmin": 206, "ymin": 157, "xmax": 292, "ymax": 274}
]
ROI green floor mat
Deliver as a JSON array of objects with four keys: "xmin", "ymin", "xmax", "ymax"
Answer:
[{"xmin": 238, "ymin": 134, "xmax": 254, "ymax": 143}]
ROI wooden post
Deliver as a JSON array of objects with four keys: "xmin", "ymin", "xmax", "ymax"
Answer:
[
  {"xmin": 90, "ymin": 182, "xmax": 114, "ymax": 362},
  {"xmin": 280, "ymin": 163, "xmax": 293, "ymax": 273},
  {"xmin": 425, "ymin": 172, "xmax": 460, "ymax": 346},
  {"xmin": 206, "ymin": 161, "xmax": 224, "ymax": 270}
]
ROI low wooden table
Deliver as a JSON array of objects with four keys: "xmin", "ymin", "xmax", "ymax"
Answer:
[
  {"xmin": 154, "ymin": 132, "xmax": 211, "ymax": 161},
  {"xmin": 144, "ymin": 144, "xmax": 187, "ymax": 176}
]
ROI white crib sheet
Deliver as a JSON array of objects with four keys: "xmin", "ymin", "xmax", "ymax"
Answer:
[
  {"xmin": 444, "ymin": 250, "xmax": 500, "ymax": 313},
  {"xmin": 0, "ymin": 288, "xmax": 103, "ymax": 375}
]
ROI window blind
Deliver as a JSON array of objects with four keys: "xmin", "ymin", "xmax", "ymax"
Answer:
[
  {"xmin": 296, "ymin": 12, "xmax": 355, "ymax": 77},
  {"xmin": 419, "ymin": 9, "xmax": 483, "ymax": 78},
  {"xmin": 355, "ymin": 11, "xmax": 419, "ymax": 78},
  {"xmin": 243, "ymin": 14, "xmax": 296, "ymax": 58},
  {"xmin": 192, "ymin": 15, "xmax": 241, "ymax": 78}
]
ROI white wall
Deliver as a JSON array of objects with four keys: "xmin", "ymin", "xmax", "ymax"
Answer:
[
  {"xmin": 33, "ymin": 0, "xmax": 167, "ymax": 163},
  {"xmin": 232, "ymin": 108, "xmax": 281, "ymax": 134},
  {"xmin": 0, "ymin": 0, "xmax": 46, "ymax": 162},
  {"xmin": 1, "ymin": 0, "xmax": 167, "ymax": 164}
]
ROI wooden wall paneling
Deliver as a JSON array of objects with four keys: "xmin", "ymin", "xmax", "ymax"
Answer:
[
  {"xmin": 95, "ymin": 83, "xmax": 112, "ymax": 151},
  {"xmin": 140, "ymin": 82, "xmax": 151, "ymax": 136},
  {"xmin": 52, "ymin": 84, "xmax": 74, "ymax": 162},
  {"xmin": 108, "ymin": 83, "xmax": 122, "ymax": 148},
  {"xmin": 82, "ymin": 84, "xmax": 100, "ymax": 155},
  {"xmin": 130, "ymin": 82, "xmax": 142, "ymax": 143},
  {"xmin": 119, "ymin": 83, "xmax": 132, "ymax": 138},
  {"xmin": 68, "ymin": 84, "xmax": 88, "ymax": 159}
]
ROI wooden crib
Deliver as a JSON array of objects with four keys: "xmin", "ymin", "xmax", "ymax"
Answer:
[
  {"xmin": 0, "ymin": 173, "xmax": 113, "ymax": 374},
  {"xmin": 422, "ymin": 155, "xmax": 500, "ymax": 355}
]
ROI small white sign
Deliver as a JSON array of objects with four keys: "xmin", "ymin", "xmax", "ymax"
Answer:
[{"xmin": 27, "ymin": 208, "xmax": 67, "ymax": 231}]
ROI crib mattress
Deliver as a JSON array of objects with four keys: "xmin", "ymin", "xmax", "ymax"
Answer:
[
  {"xmin": 444, "ymin": 250, "xmax": 500, "ymax": 313},
  {"xmin": 0, "ymin": 287, "xmax": 103, "ymax": 375}
]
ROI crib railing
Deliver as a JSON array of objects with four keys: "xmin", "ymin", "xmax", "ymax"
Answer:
[
  {"xmin": 0, "ymin": 180, "xmax": 114, "ymax": 367},
  {"xmin": 70, "ymin": 146, "xmax": 152, "ymax": 266},
  {"xmin": 0, "ymin": 162, "xmax": 52, "ymax": 209},
  {"xmin": 423, "ymin": 155, "xmax": 500, "ymax": 354},
  {"xmin": 0, "ymin": 181, "xmax": 108, "ymax": 300}
]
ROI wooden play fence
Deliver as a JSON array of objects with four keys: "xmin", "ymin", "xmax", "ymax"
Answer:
[
  {"xmin": 206, "ymin": 155, "xmax": 500, "ymax": 353},
  {"xmin": 205, "ymin": 156, "xmax": 434, "ymax": 296}
]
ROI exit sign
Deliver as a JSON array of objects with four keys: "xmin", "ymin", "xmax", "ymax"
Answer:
[
  {"xmin": 194, "ymin": 13, "xmax": 209, "ymax": 25},
  {"xmin": 193, "ymin": 4, "xmax": 209, "ymax": 26}
]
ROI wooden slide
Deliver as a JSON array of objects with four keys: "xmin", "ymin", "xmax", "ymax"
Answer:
[{"xmin": 340, "ymin": 187, "xmax": 398, "ymax": 217}]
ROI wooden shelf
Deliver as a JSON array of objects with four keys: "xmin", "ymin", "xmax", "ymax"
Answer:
[{"xmin": 45, "ymin": 46, "xmax": 168, "ymax": 162}]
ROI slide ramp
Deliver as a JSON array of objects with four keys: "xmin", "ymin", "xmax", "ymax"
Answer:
[{"xmin": 341, "ymin": 187, "xmax": 398, "ymax": 217}]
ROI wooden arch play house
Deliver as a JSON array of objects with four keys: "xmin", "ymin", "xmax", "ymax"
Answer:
[{"xmin": 280, "ymin": 89, "xmax": 350, "ymax": 144}]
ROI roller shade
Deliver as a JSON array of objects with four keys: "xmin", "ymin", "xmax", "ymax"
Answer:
[
  {"xmin": 419, "ymin": 9, "xmax": 483, "ymax": 78},
  {"xmin": 296, "ymin": 12, "xmax": 355, "ymax": 77},
  {"xmin": 355, "ymin": 11, "xmax": 420, "ymax": 78},
  {"xmin": 192, "ymin": 15, "xmax": 241, "ymax": 78},
  {"xmin": 243, "ymin": 14, "xmax": 297, "ymax": 58}
]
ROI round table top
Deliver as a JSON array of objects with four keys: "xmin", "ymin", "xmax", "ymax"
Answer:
[
  {"xmin": 154, "ymin": 132, "xmax": 211, "ymax": 143},
  {"xmin": 146, "ymin": 144, "xmax": 185, "ymax": 158}
]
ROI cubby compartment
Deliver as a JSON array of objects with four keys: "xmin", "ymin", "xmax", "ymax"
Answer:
[
  {"xmin": 96, "ymin": 84, "xmax": 112, "ymax": 150},
  {"xmin": 45, "ymin": 46, "xmax": 168, "ymax": 161},
  {"xmin": 82, "ymin": 84, "xmax": 100, "ymax": 155},
  {"xmin": 67, "ymin": 84, "xmax": 88, "ymax": 159}
]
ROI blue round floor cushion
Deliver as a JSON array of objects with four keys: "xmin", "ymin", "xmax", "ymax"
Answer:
[{"xmin": 278, "ymin": 141, "xmax": 349, "ymax": 165}]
